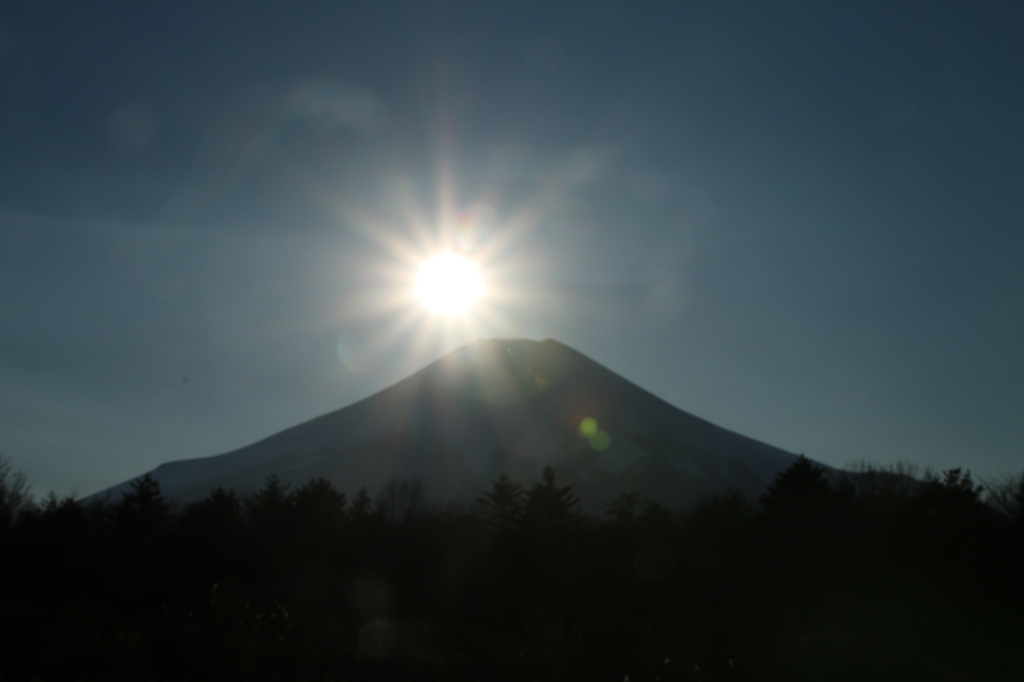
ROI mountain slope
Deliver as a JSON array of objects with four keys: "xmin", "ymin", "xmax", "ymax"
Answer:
[{"xmin": 90, "ymin": 338, "xmax": 808, "ymax": 511}]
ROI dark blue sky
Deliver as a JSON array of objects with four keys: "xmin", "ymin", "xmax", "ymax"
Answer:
[{"xmin": 2, "ymin": 1, "xmax": 1023, "ymax": 496}]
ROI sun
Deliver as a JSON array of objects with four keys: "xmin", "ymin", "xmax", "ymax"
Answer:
[{"xmin": 414, "ymin": 253, "xmax": 485, "ymax": 315}]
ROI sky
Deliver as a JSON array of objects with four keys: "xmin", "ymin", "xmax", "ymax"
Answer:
[{"xmin": 1, "ymin": 1, "xmax": 1022, "ymax": 498}]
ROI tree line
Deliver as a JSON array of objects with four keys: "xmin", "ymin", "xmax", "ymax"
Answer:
[{"xmin": 1, "ymin": 455, "xmax": 1023, "ymax": 680}]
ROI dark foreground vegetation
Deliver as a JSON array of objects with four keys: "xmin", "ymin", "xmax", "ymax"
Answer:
[{"xmin": 2, "ymin": 457, "xmax": 1024, "ymax": 681}]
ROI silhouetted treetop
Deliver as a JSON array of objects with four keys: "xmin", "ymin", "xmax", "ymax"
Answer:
[
  {"xmin": 180, "ymin": 486, "xmax": 243, "ymax": 540},
  {"xmin": 605, "ymin": 491, "xmax": 646, "ymax": 525},
  {"xmin": 477, "ymin": 474, "xmax": 524, "ymax": 532},
  {"xmin": 917, "ymin": 467, "xmax": 994, "ymax": 534},
  {"xmin": 924, "ymin": 468, "xmax": 983, "ymax": 507},
  {"xmin": 247, "ymin": 474, "xmax": 291, "ymax": 516},
  {"xmin": 112, "ymin": 474, "xmax": 171, "ymax": 535},
  {"xmin": 522, "ymin": 466, "xmax": 579, "ymax": 531},
  {"xmin": 759, "ymin": 455, "xmax": 838, "ymax": 522},
  {"xmin": 1, "ymin": 460, "xmax": 1024, "ymax": 680},
  {"xmin": 293, "ymin": 477, "xmax": 347, "ymax": 526},
  {"xmin": 350, "ymin": 485, "xmax": 372, "ymax": 524}
]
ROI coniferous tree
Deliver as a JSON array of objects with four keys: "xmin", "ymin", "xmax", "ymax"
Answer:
[
  {"xmin": 2, "ymin": 462, "xmax": 1024, "ymax": 678},
  {"xmin": 246, "ymin": 473, "xmax": 292, "ymax": 527},
  {"xmin": 34, "ymin": 492, "xmax": 88, "ymax": 538},
  {"xmin": 477, "ymin": 474, "xmax": 524, "ymax": 532},
  {"xmin": 183, "ymin": 486, "xmax": 243, "ymax": 532},
  {"xmin": 245, "ymin": 473, "xmax": 293, "ymax": 576},
  {"xmin": 112, "ymin": 474, "xmax": 171, "ymax": 536},
  {"xmin": 292, "ymin": 477, "xmax": 348, "ymax": 562},
  {"xmin": 175, "ymin": 487, "xmax": 244, "ymax": 607},
  {"xmin": 350, "ymin": 485, "xmax": 372, "ymax": 523},
  {"xmin": 605, "ymin": 491, "xmax": 645, "ymax": 525},
  {"xmin": 921, "ymin": 468, "xmax": 985, "ymax": 516},
  {"xmin": 759, "ymin": 455, "xmax": 836, "ymax": 523},
  {"xmin": 106, "ymin": 474, "xmax": 176, "ymax": 618},
  {"xmin": 915, "ymin": 468, "xmax": 995, "ymax": 572},
  {"xmin": 521, "ymin": 466, "xmax": 579, "ymax": 532},
  {"xmin": 179, "ymin": 486, "xmax": 244, "ymax": 558},
  {"xmin": 292, "ymin": 477, "xmax": 347, "ymax": 529},
  {"xmin": 758, "ymin": 456, "xmax": 851, "ymax": 577}
]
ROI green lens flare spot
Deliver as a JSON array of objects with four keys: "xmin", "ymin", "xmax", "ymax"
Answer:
[
  {"xmin": 579, "ymin": 417, "xmax": 598, "ymax": 436},
  {"xmin": 589, "ymin": 430, "xmax": 611, "ymax": 451}
]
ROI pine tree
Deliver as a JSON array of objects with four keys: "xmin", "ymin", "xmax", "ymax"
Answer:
[
  {"xmin": 759, "ymin": 455, "xmax": 836, "ymax": 523},
  {"xmin": 521, "ymin": 466, "xmax": 579, "ymax": 532},
  {"xmin": 293, "ymin": 478, "xmax": 346, "ymax": 518},
  {"xmin": 350, "ymin": 486, "xmax": 372, "ymax": 523},
  {"xmin": 247, "ymin": 474, "xmax": 291, "ymax": 522},
  {"xmin": 112, "ymin": 474, "xmax": 171, "ymax": 536},
  {"xmin": 605, "ymin": 491, "xmax": 645, "ymax": 525},
  {"xmin": 758, "ymin": 456, "xmax": 851, "ymax": 575},
  {"xmin": 477, "ymin": 474, "xmax": 524, "ymax": 532},
  {"xmin": 244, "ymin": 473, "xmax": 294, "ymax": 554},
  {"xmin": 917, "ymin": 468, "xmax": 994, "ymax": 564},
  {"xmin": 292, "ymin": 477, "xmax": 347, "ymax": 539},
  {"xmin": 180, "ymin": 487, "xmax": 243, "ymax": 542}
]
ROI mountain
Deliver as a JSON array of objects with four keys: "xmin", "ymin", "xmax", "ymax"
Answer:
[{"xmin": 90, "ymin": 338, "xmax": 810, "ymax": 512}]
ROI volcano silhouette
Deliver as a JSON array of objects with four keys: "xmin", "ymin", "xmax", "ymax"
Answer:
[{"xmin": 93, "ymin": 339, "xmax": 808, "ymax": 511}]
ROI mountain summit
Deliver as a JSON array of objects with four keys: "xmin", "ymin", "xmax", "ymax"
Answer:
[{"xmin": 92, "ymin": 339, "xmax": 806, "ymax": 511}]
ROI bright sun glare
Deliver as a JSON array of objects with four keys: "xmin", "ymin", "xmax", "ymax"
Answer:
[{"xmin": 415, "ymin": 253, "xmax": 485, "ymax": 315}]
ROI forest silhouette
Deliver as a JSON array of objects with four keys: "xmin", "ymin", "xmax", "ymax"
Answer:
[{"xmin": 2, "ymin": 456, "xmax": 1023, "ymax": 680}]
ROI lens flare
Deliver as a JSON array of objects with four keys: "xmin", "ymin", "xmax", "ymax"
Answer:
[
  {"xmin": 579, "ymin": 417, "xmax": 610, "ymax": 451},
  {"xmin": 579, "ymin": 417, "xmax": 598, "ymax": 436},
  {"xmin": 589, "ymin": 429, "xmax": 611, "ymax": 451}
]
